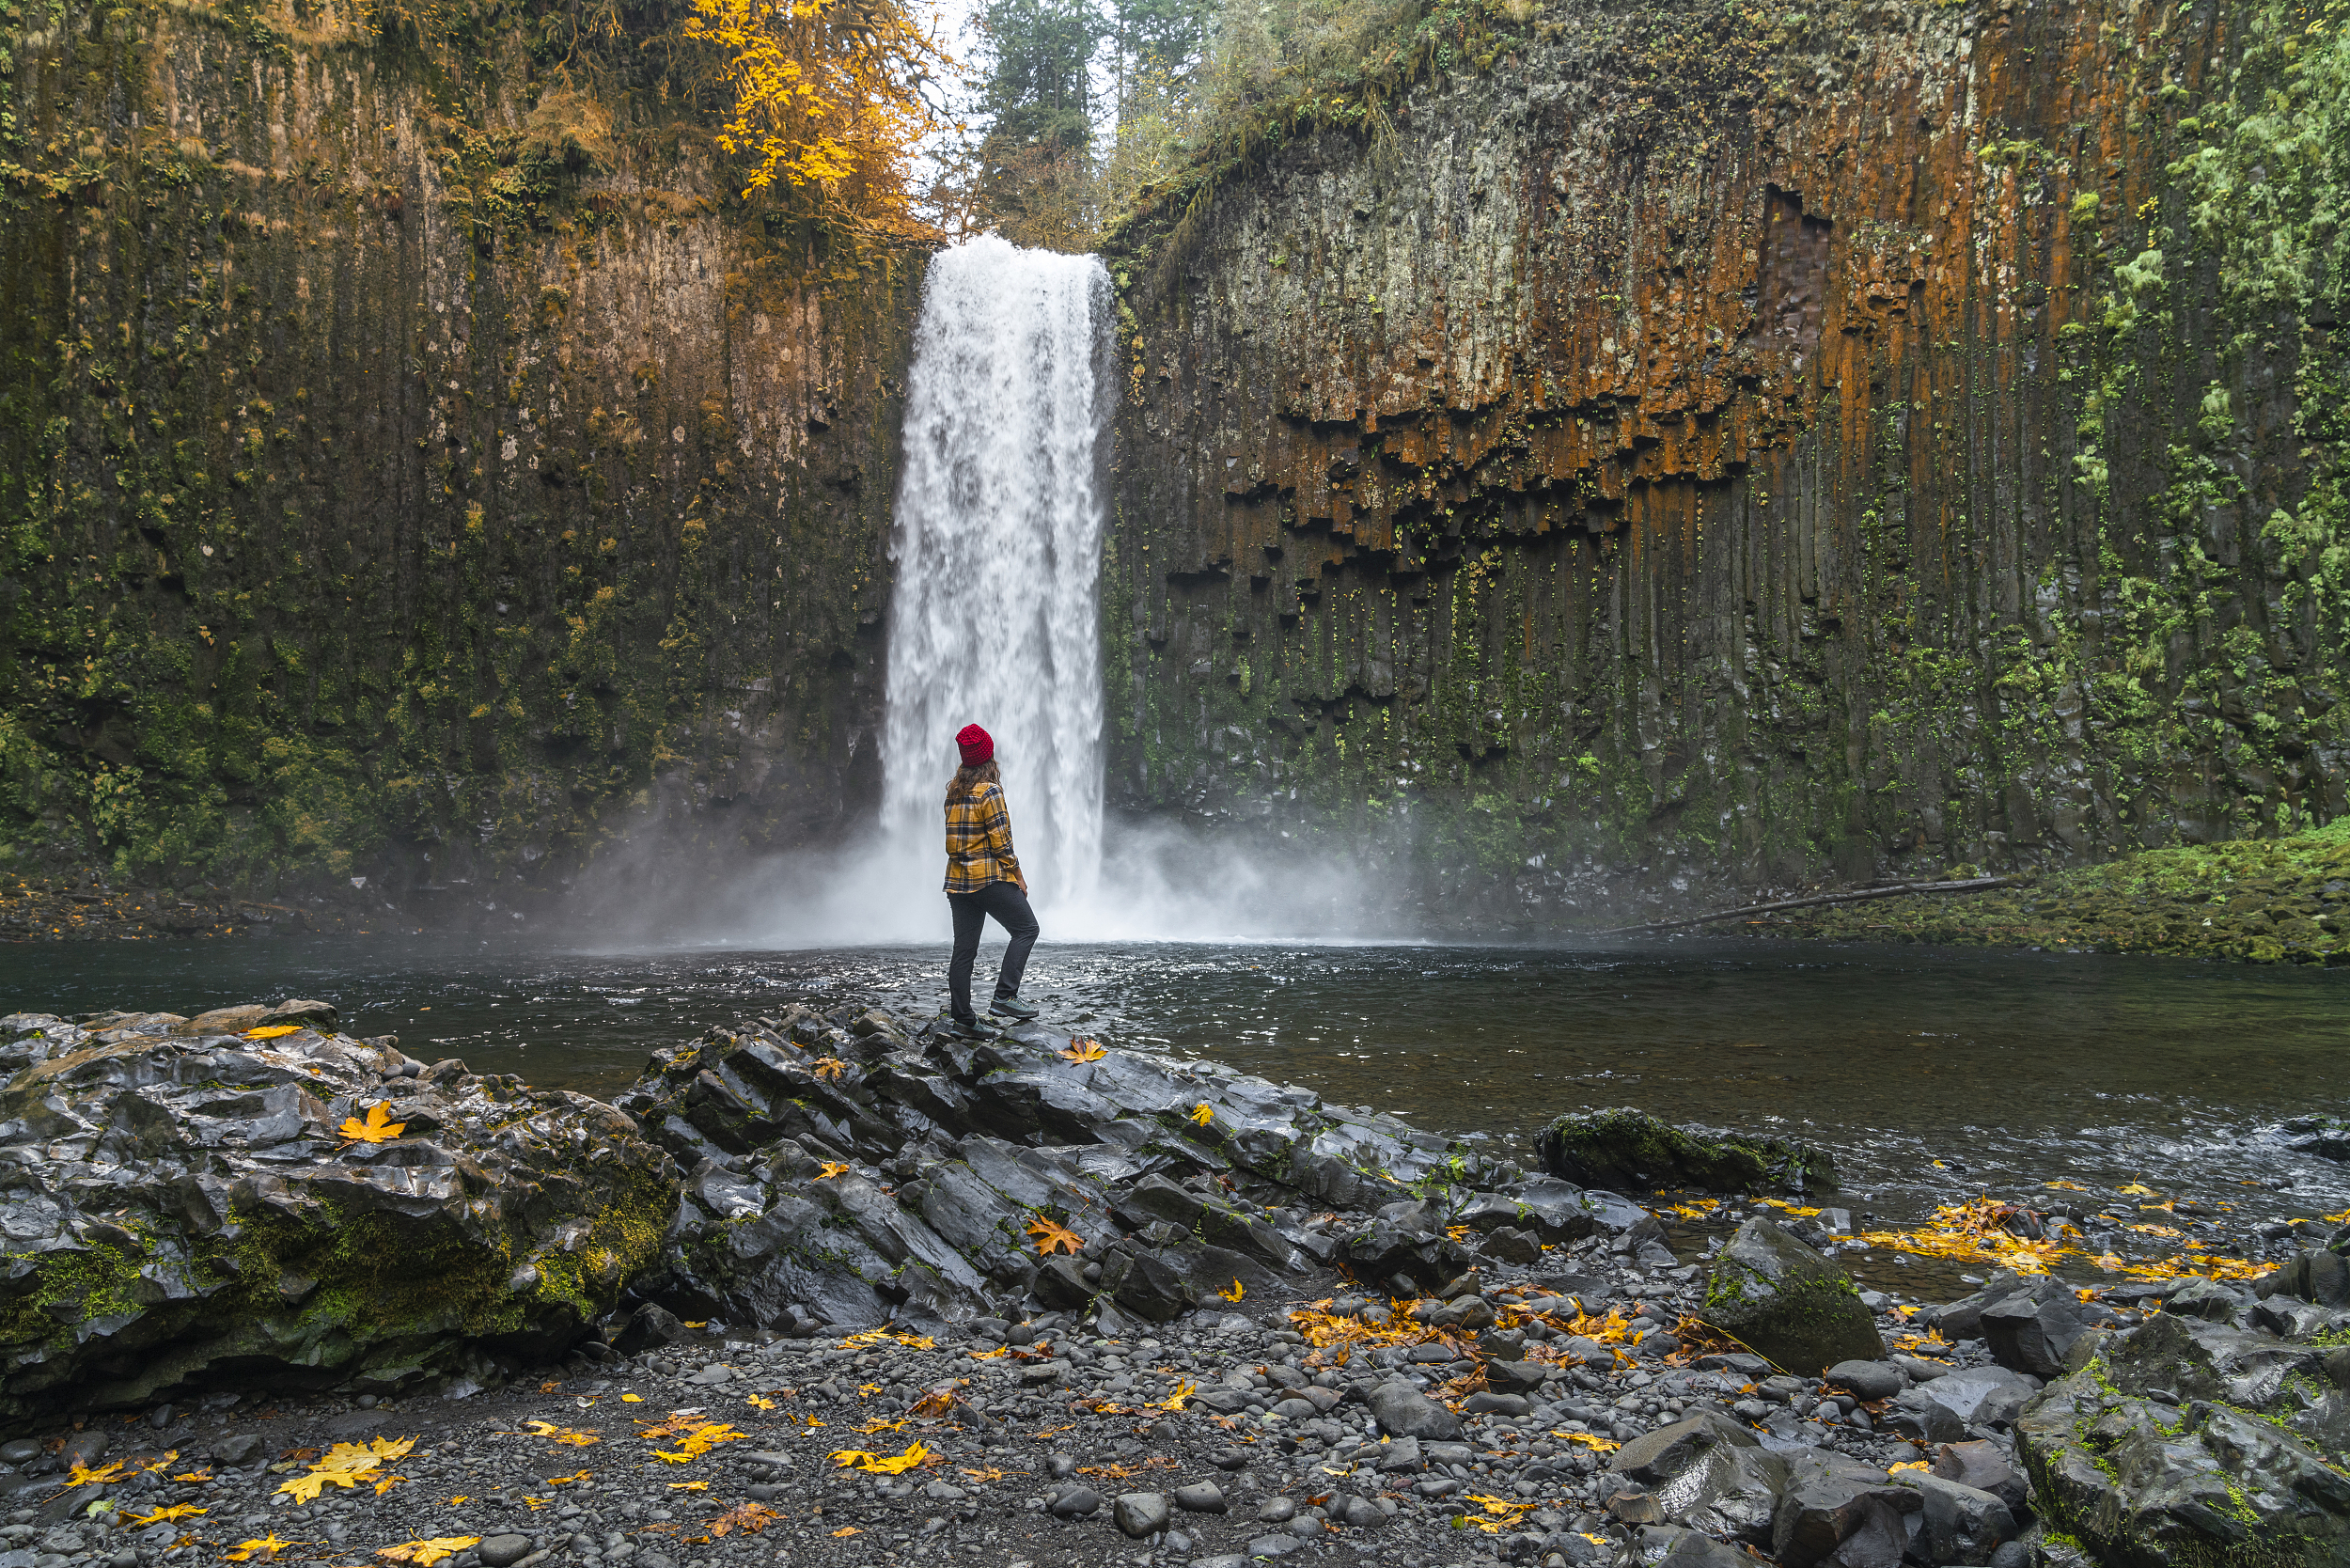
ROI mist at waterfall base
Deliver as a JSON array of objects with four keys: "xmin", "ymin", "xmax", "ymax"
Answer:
[{"xmin": 574, "ymin": 235, "xmax": 1401, "ymax": 948}]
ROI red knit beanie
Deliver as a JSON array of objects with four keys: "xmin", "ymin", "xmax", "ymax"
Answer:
[{"xmin": 957, "ymin": 724, "xmax": 994, "ymax": 767}]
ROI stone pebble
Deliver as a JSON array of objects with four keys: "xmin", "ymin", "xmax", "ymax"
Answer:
[{"xmin": 0, "ymin": 1238, "xmax": 1990, "ymax": 1568}]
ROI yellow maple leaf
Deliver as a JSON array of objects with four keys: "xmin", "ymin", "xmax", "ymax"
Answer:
[
  {"xmin": 2118, "ymin": 1182, "xmax": 2158, "ymax": 1197},
  {"xmin": 128, "ymin": 1505, "xmax": 208, "ymax": 1526},
  {"xmin": 857, "ymin": 1417, "xmax": 907, "ymax": 1435},
  {"xmin": 828, "ymin": 1441, "xmax": 931, "ymax": 1474},
  {"xmin": 810, "ymin": 1056, "xmax": 848, "ymax": 1080},
  {"xmin": 1158, "ymin": 1382, "xmax": 1195, "ymax": 1412},
  {"xmin": 525, "ymin": 1421, "xmax": 600, "ymax": 1448},
  {"xmin": 831, "ymin": 1528, "xmax": 862, "ymax": 1538},
  {"xmin": 666, "ymin": 1482, "xmax": 710, "ymax": 1491},
  {"xmin": 1889, "ymin": 1460, "xmax": 1929, "ymax": 1473},
  {"xmin": 447, "ymin": 1497, "xmax": 470, "ymax": 1506},
  {"xmin": 224, "ymin": 1535, "xmax": 298, "ymax": 1561},
  {"xmin": 338, "ymin": 1103, "xmax": 406, "ymax": 1145},
  {"xmin": 1026, "ymin": 1215, "xmax": 1083, "ymax": 1256},
  {"xmin": 275, "ymin": 1437, "xmax": 416, "ymax": 1502},
  {"xmin": 1217, "ymin": 1278, "xmax": 1246, "ymax": 1303},
  {"xmin": 817, "ymin": 1162, "xmax": 852, "ymax": 1180},
  {"xmin": 374, "ymin": 1475, "xmax": 403, "ymax": 1497},
  {"xmin": 745, "ymin": 1394, "xmax": 777, "ymax": 1411},
  {"xmin": 620, "ymin": 1394, "xmax": 643, "ymax": 1403},
  {"xmin": 545, "ymin": 1471, "xmax": 590, "ymax": 1486},
  {"xmin": 173, "ymin": 1470, "xmax": 213, "ymax": 1483},
  {"xmin": 1058, "ymin": 1040, "xmax": 1105, "ymax": 1063},
  {"xmin": 243, "ymin": 1025, "xmax": 303, "ymax": 1040},
  {"xmin": 1189, "ymin": 1103, "xmax": 1214, "ymax": 1126},
  {"xmin": 68, "ymin": 1460, "xmax": 130, "ymax": 1486},
  {"xmin": 376, "ymin": 1539, "xmax": 481, "ymax": 1566},
  {"xmin": 650, "ymin": 1419, "xmax": 747, "ymax": 1464}
]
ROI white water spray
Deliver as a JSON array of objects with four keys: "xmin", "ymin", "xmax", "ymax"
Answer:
[{"xmin": 879, "ymin": 237, "xmax": 1113, "ymax": 918}]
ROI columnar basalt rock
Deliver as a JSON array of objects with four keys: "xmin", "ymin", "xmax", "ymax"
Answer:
[
  {"xmin": 0, "ymin": 0, "xmax": 922, "ymax": 902},
  {"xmin": 1104, "ymin": 0, "xmax": 2350, "ymax": 917}
]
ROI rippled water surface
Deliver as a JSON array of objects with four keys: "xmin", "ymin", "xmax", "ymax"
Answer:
[{"xmin": 8, "ymin": 934, "xmax": 2349, "ymax": 1236}]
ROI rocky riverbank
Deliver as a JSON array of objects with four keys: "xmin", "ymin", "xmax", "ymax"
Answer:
[
  {"xmin": 0, "ymin": 877, "xmax": 385, "ymax": 943},
  {"xmin": 0, "ymin": 998, "xmax": 2343, "ymax": 1567},
  {"xmin": 1742, "ymin": 820, "xmax": 2350, "ymax": 964}
]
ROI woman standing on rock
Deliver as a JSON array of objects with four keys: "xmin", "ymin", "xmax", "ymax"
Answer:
[{"xmin": 943, "ymin": 723, "xmax": 1041, "ymax": 1036}]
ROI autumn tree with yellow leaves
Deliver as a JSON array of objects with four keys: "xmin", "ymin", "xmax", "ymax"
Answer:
[{"xmin": 683, "ymin": 0, "xmax": 952, "ymax": 238}]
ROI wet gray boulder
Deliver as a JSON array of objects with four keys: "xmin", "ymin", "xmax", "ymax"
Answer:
[
  {"xmin": 2269, "ymin": 1115, "xmax": 2350, "ymax": 1162},
  {"xmin": 616, "ymin": 1008, "xmax": 1483, "ymax": 1331},
  {"xmin": 1825, "ymin": 1359, "xmax": 1904, "ymax": 1402},
  {"xmin": 1769, "ymin": 1456, "xmax": 1922, "ymax": 1568},
  {"xmin": 1607, "ymin": 1411, "xmax": 1788, "ymax": 1545},
  {"xmin": 2015, "ymin": 1310, "xmax": 2350, "ymax": 1565},
  {"xmin": 1929, "ymin": 1439, "xmax": 2027, "ymax": 1513},
  {"xmin": 1889, "ymin": 1471, "xmax": 2016, "ymax": 1565},
  {"xmin": 1539, "ymin": 1107, "xmax": 1837, "ymax": 1195},
  {"xmin": 1886, "ymin": 1367, "xmax": 2040, "ymax": 1444},
  {"xmin": 1979, "ymin": 1278, "xmax": 2095, "ymax": 1376},
  {"xmin": 1699, "ymin": 1218, "xmax": 1884, "ymax": 1373},
  {"xmin": 2254, "ymin": 1239, "xmax": 2350, "ymax": 1308},
  {"xmin": 0, "ymin": 1007, "xmax": 675, "ymax": 1421},
  {"xmin": 1367, "ymin": 1379, "xmax": 1462, "ymax": 1440}
]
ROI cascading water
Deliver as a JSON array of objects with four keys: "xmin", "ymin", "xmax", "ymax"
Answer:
[{"xmin": 880, "ymin": 237, "xmax": 1114, "ymax": 918}]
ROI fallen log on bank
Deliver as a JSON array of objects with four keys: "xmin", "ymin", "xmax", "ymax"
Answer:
[{"xmin": 1597, "ymin": 875, "xmax": 2016, "ymax": 936}]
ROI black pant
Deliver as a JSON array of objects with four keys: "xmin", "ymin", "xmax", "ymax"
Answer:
[{"xmin": 948, "ymin": 882, "xmax": 1040, "ymax": 1022}]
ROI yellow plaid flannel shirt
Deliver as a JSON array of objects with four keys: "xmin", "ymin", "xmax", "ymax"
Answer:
[{"xmin": 944, "ymin": 781, "xmax": 1026, "ymax": 893}]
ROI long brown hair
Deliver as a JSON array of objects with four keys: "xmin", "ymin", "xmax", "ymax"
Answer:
[{"xmin": 946, "ymin": 759, "xmax": 1001, "ymax": 805}]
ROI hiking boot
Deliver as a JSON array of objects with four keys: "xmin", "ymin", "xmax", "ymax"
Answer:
[
  {"xmin": 940, "ymin": 1014, "xmax": 996, "ymax": 1041},
  {"xmin": 989, "ymin": 996, "xmax": 1040, "ymax": 1022}
]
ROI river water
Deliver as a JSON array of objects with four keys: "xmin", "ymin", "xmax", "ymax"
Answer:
[{"xmin": 8, "ymin": 934, "xmax": 2347, "ymax": 1252}]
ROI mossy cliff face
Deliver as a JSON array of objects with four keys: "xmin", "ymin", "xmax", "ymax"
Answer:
[
  {"xmin": 0, "ymin": 0, "xmax": 921, "ymax": 902},
  {"xmin": 1104, "ymin": 0, "xmax": 2350, "ymax": 919}
]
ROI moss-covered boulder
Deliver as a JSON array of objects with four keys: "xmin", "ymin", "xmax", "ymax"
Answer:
[
  {"xmin": 0, "ymin": 1007, "xmax": 675, "ymax": 1425},
  {"xmin": 1538, "ymin": 1107, "xmax": 1837, "ymax": 1195},
  {"xmin": 2015, "ymin": 1311, "xmax": 2350, "ymax": 1567},
  {"xmin": 1699, "ymin": 1218, "xmax": 1883, "ymax": 1373}
]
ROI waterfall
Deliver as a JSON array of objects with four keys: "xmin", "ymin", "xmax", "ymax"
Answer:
[{"xmin": 880, "ymin": 237, "xmax": 1113, "ymax": 917}]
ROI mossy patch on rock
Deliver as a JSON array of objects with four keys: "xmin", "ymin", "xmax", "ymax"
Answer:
[
  {"xmin": 2015, "ymin": 1310, "xmax": 2350, "ymax": 1567},
  {"xmin": 1699, "ymin": 1217, "xmax": 1883, "ymax": 1375},
  {"xmin": 1759, "ymin": 818, "xmax": 2350, "ymax": 965},
  {"xmin": 1538, "ymin": 1107, "xmax": 1835, "ymax": 1196}
]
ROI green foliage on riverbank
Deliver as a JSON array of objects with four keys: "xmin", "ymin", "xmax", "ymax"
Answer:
[{"xmin": 1761, "ymin": 819, "xmax": 2350, "ymax": 964}]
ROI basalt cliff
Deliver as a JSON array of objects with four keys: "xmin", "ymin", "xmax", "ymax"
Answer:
[
  {"xmin": 0, "ymin": 0, "xmax": 921, "ymax": 910},
  {"xmin": 5, "ymin": 0, "xmax": 2348, "ymax": 922},
  {"xmin": 1102, "ymin": 0, "xmax": 2350, "ymax": 917}
]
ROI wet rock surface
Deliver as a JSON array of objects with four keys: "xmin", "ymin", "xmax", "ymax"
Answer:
[
  {"xmin": 2015, "ymin": 1287, "xmax": 2350, "ymax": 1566},
  {"xmin": 2, "ymin": 996, "xmax": 2337, "ymax": 1568},
  {"xmin": 1700, "ymin": 1220, "xmax": 1885, "ymax": 1376},
  {"xmin": 0, "ymin": 1009, "xmax": 674, "ymax": 1421},
  {"xmin": 611, "ymin": 1004, "xmax": 1526, "ymax": 1331},
  {"xmin": 1540, "ymin": 1110, "xmax": 1837, "ymax": 1198}
]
